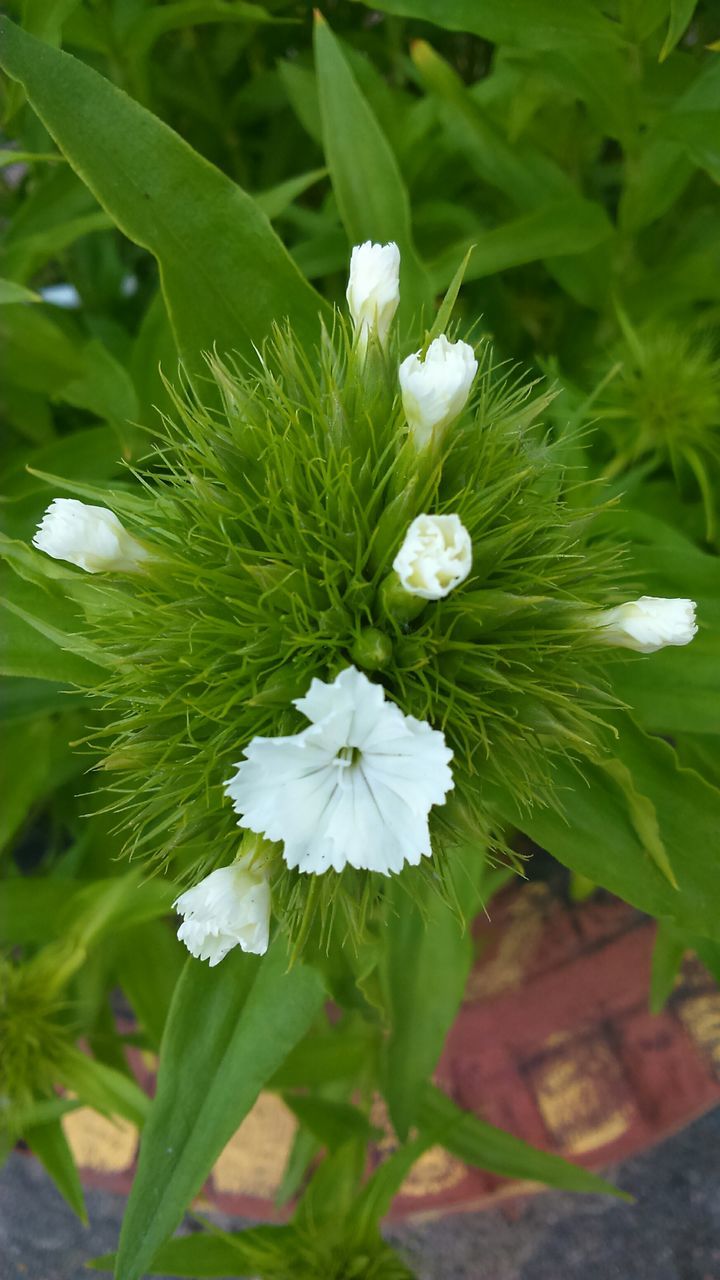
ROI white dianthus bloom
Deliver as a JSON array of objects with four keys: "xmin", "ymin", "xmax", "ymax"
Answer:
[
  {"xmin": 394, "ymin": 514, "xmax": 472, "ymax": 600},
  {"xmin": 33, "ymin": 498, "xmax": 151, "ymax": 574},
  {"xmin": 174, "ymin": 856, "xmax": 271, "ymax": 965},
  {"xmin": 346, "ymin": 241, "xmax": 400, "ymax": 349},
  {"xmin": 399, "ymin": 334, "xmax": 478, "ymax": 447},
  {"xmin": 225, "ymin": 666, "xmax": 454, "ymax": 876},
  {"xmin": 596, "ymin": 596, "xmax": 697, "ymax": 654}
]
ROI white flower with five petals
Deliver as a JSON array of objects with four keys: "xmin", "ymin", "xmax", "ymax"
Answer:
[{"xmin": 225, "ymin": 666, "xmax": 453, "ymax": 875}]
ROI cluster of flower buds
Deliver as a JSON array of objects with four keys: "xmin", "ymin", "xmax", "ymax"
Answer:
[{"xmin": 30, "ymin": 242, "xmax": 699, "ymax": 968}]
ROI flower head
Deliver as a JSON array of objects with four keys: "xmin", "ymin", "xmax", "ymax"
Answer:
[
  {"xmin": 33, "ymin": 498, "xmax": 151, "ymax": 574},
  {"xmin": 174, "ymin": 853, "xmax": 271, "ymax": 965},
  {"xmin": 346, "ymin": 240, "xmax": 400, "ymax": 349},
  {"xmin": 596, "ymin": 596, "xmax": 697, "ymax": 654},
  {"xmin": 393, "ymin": 513, "xmax": 472, "ymax": 600},
  {"xmin": 399, "ymin": 335, "xmax": 478, "ymax": 448},
  {"xmin": 225, "ymin": 666, "xmax": 453, "ymax": 876}
]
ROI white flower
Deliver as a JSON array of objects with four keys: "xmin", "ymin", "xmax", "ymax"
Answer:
[
  {"xmin": 393, "ymin": 513, "xmax": 472, "ymax": 600},
  {"xmin": 174, "ymin": 855, "xmax": 271, "ymax": 965},
  {"xmin": 399, "ymin": 334, "xmax": 478, "ymax": 447},
  {"xmin": 33, "ymin": 498, "xmax": 151, "ymax": 574},
  {"xmin": 596, "ymin": 596, "xmax": 698, "ymax": 654},
  {"xmin": 225, "ymin": 666, "xmax": 454, "ymax": 876},
  {"xmin": 346, "ymin": 241, "xmax": 400, "ymax": 349}
]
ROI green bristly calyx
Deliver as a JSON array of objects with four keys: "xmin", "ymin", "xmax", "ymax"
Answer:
[{"xmin": 32, "ymin": 317, "xmax": 628, "ymax": 950}]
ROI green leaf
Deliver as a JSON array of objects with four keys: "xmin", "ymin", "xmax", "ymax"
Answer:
[
  {"xmin": 426, "ymin": 244, "xmax": 474, "ymax": 343},
  {"xmin": 659, "ymin": 0, "xmax": 697, "ymax": 60},
  {"xmin": 0, "ymin": 304, "xmax": 84, "ymax": 398},
  {"xmin": 0, "ymin": 18, "xmax": 331, "ymax": 380},
  {"xmin": 419, "ymin": 1085, "xmax": 628, "ymax": 1197},
  {"xmin": 60, "ymin": 340, "xmax": 139, "ymax": 438},
  {"xmin": 0, "ymin": 715, "xmax": 79, "ymax": 854},
  {"xmin": 0, "ymin": 570, "xmax": 112, "ymax": 675},
  {"xmin": 0, "ymin": 594, "xmax": 103, "ymax": 684},
  {"xmin": 0, "ymin": 875, "xmax": 175, "ymax": 947},
  {"xmin": 124, "ymin": 0, "xmax": 280, "ymax": 62},
  {"xmin": 650, "ymin": 920, "xmax": 685, "ymax": 1013},
  {"xmin": 114, "ymin": 921, "xmax": 185, "ymax": 1050},
  {"xmin": 352, "ymin": 1135, "xmax": 434, "ymax": 1229},
  {"xmin": 254, "ymin": 168, "xmax": 327, "ymax": 221},
  {"xmin": 619, "ymin": 57, "xmax": 720, "ymax": 231},
  {"xmin": 65, "ymin": 873, "xmax": 177, "ymax": 952},
  {"xmin": 115, "ymin": 940, "xmax": 324, "ymax": 1280},
  {"xmin": 656, "ymin": 111, "xmax": 720, "ymax": 183},
  {"xmin": 59, "ymin": 1050, "xmax": 151, "ymax": 1128},
  {"xmin": 0, "ymin": 278, "xmax": 38, "ymax": 304},
  {"xmin": 493, "ymin": 716, "xmax": 720, "ymax": 942},
  {"xmin": 0, "ymin": 675, "xmax": 81, "ymax": 722},
  {"xmin": 91, "ymin": 1225, "xmax": 297, "ymax": 1276},
  {"xmin": 428, "ymin": 199, "xmax": 612, "ymax": 290},
  {"xmin": 0, "ymin": 150, "xmax": 63, "ymax": 168},
  {"xmin": 279, "ymin": 60, "xmax": 322, "ymax": 144},
  {"xmin": 354, "ymin": 0, "xmax": 622, "ymax": 49},
  {"xmin": 314, "ymin": 14, "xmax": 433, "ymax": 335},
  {"xmin": 600, "ymin": 756, "xmax": 677, "ymax": 890},
  {"xmin": 25, "ymin": 1117, "xmax": 87, "ymax": 1223},
  {"xmin": 2, "ymin": 211, "xmax": 113, "ymax": 283},
  {"xmin": 382, "ymin": 879, "xmax": 473, "ymax": 1141},
  {"xmin": 411, "ymin": 38, "xmax": 613, "ymax": 305},
  {"xmin": 269, "ymin": 1026, "xmax": 375, "ymax": 1088},
  {"xmin": 283, "ymin": 1093, "xmax": 375, "ymax": 1150}
]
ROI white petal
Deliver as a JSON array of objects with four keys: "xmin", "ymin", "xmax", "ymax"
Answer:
[
  {"xmin": 174, "ymin": 863, "xmax": 271, "ymax": 963},
  {"xmin": 346, "ymin": 241, "xmax": 400, "ymax": 348},
  {"xmin": 32, "ymin": 498, "xmax": 150, "ymax": 574},
  {"xmin": 595, "ymin": 596, "xmax": 698, "ymax": 654},
  {"xmin": 227, "ymin": 666, "xmax": 454, "ymax": 876},
  {"xmin": 393, "ymin": 513, "xmax": 472, "ymax": 600},
  {"xmin": 399, "ymin": 335, "xmax": 478, "ymax": 447}
]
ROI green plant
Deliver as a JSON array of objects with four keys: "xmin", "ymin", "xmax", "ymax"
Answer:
[{"xmin": 1, "ymin": 5, "xmax": 719, "ymax": 1277}]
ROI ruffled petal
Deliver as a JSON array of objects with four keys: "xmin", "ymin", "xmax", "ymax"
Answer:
[{"xmin": 227, "ymin": 666, "xmax": 454, "ymax": 876}]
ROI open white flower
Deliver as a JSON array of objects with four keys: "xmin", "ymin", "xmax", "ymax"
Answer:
[
  {"xmin": 595, "ymin": 596, "xmax": 697, "ymax": 654},
  {"xmin": 393, "ymin": 513, "xmax": 472, "ymax": 600},
  {"xmin": 174, "ymin": 853, "xmax": 271, "ymax": 965},
  {"xmin": 399, "ymin": 334, "xmax": 478, "ymax": 448},
  {"xmin": 225, "ymin": 666, "xmax": 453, "ymax": 876},
  {"xmin": 33, "ymin": 498, "xmax": 151, "ymax": 574},
  {"xmin": 346, "ymin": 240, "xmax": 400, "ymax": 349}
]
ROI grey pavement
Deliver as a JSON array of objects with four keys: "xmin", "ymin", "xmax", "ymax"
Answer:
[{"xmin": 1, "ymin": 1107, "xmax": 719, "ymax": 1280}]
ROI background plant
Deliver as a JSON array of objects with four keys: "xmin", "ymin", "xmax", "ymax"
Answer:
[{"xmin": 1, "ymin": 3, "xmax": 720, "ymax": 1277}]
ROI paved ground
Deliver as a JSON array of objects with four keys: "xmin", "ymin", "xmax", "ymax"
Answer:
[{"xmin": 1, "ymin": 1108, "xmax": 719, "ymax": 1279}]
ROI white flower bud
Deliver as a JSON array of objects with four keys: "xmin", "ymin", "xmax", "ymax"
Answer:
[
  {"xmin": 174, "ymin": 855, "xmax": 271, "ymax": 965},
  {"xmin": 346, "ymin": 240, "xmax": 400, "ymax": 349},
  {"xmin": 596, "ymin": 596, "xmax": 697, "ymax": 654},
  {"xmin": 393, "ymin": 513, "xmax": 472, "ymax": 600},
  {"xmin": 32, "ymin": 498, "xmax": 151, "ymax": 574},
  {"xmin": 399, "ymin": 335, "xmax": 478, "ymax": 448}
]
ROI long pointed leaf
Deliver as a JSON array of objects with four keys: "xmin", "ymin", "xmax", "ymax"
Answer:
[
  {"xmin": 419, "ymin": 1085, "xmax": 628, "ymax": 1198},
  {"xmin": 115, "ymin": 940, "xmax": 324, "ymax": 1280},
  {"xmin": 0, "ymin": 18, "xmax": 331, "ymax": 380},
  {"xmin": 314, "ymin": 14, "xmax": 433, "ymax": 335}
]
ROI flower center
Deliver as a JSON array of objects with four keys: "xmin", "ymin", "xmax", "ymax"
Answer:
[{"xmin": 335, "ymin": 745, "xmax": 362, "ymax": 770}]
